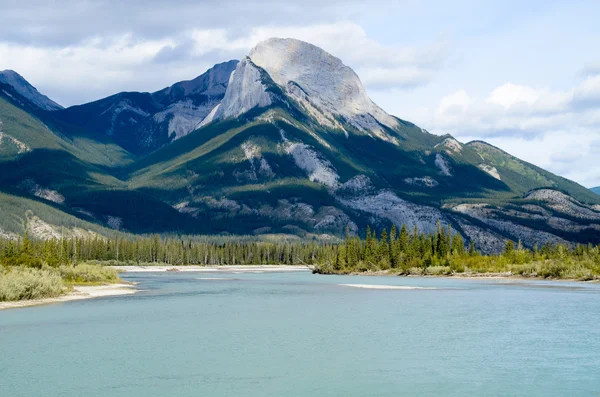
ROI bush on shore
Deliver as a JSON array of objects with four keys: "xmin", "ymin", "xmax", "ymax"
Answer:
[
  {"xmin": 58, "ymin": 264, "xmax": 119, "ymax": 284},
  {"xmin": 0, "ymin": 263, "xmax": 121, "ymax": 302},
  {"xmin": 0, "ymin": 267, "xmax": 64, "ymax": 301}
]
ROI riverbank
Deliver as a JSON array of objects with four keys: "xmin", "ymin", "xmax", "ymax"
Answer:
[
  {"xmin": 326, "ymin": 269, "xmax": 600, "ymax": 283},
  {"xmin": 110, "ymin": 265, "xmax": 313, "ymax": 273},
  {"xmin": 0, "ymin": 283, "xmax": 138, "ymax": 310}
]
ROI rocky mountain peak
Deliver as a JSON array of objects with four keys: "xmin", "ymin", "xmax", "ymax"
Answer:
[
  {"xmin": 202, "ymin": 38, "xmax": 399, "ymax": 141},
  {"xmin": 152, "ymin": 60, "xmax": 238, "ymax": 105},
  {"xmin": 0, "ymin": 70, "xmax": 63, "ymax": 111}
]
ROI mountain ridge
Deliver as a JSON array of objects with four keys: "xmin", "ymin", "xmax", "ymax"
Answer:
[
  {"xmin": 0, "ymin": 70, "xmax": 63, "ymax": 111},
  {"xmin": 1, "ymin": 38, "xmax": 599, "ymax": 251},
  {"xmin": 49, "ymin": 60, "xmax": 238, "ymax": 154}
]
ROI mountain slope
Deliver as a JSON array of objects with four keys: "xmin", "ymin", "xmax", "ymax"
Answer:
[
  {"xmin": 1, "ymin": 38, "xmax": 599, "ymax": 250},
  {"xmin": 0, "ymin": 70, "xmax": 63, "ymax": 111},
  {"xmin": 467, "ymin": 141, "xmax": 599, "ymax": 203},
  {"xmin": 0, "ymin": 83, "xmax": 208, "ymax": 235},
  {"xmin": 52, "ymin": 61, "xmax": 238, "ymax": 154},
  {"xmin": 125, "ymin": 38, "xmax": 600, "ymax": 249}
]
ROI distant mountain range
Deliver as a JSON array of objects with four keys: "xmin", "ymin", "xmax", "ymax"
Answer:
[
  {"xmin": 592, "ymin": 187, "xmax": 600, "ymax": 195},
  {"xmin": 1, "ymin": 38, "xmax": 599, "ymax": 251}
]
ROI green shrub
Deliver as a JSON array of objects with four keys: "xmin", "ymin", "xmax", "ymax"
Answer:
[
  {"xmin": 426, "ymin": 266, "xmax": 452, "ymax": 276},
  {"xmin": 0, "ymin": 268, "xmax": 64, "ymax": 301},
  {"xmin": 58, "ymin": 264, "xmax": 119, "ymax": 283},
  {"xmin": 0, "ymin": 254, "xmax": 43, "ymax": 269}
]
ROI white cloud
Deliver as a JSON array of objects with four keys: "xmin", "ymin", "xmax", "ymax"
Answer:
[
  {"xmin": 0, "ymin": 21, "xmax": 445, "ymax": 106},
  {"xmin": 0, "ymin": 34, "xmax": 183, "ymax": 105},
  {"xmin": 189, "ymin": 21, "xmax": 447, "ymax": 90},
  {"xmin": 412, "ymin": 74, "xmax": 600, "ymax": 187},
  {"xmin": 421, "ymin": 74, "xmax": 600, "ymax": 139},
  {"xmin": 438, "ymin": 90, "xmax": 473, "ymax": 113},
  {"xmin": 486, "ymin": 83, "xmax": 539, "ymax": 108}
]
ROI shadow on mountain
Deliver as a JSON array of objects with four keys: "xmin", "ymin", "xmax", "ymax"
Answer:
[{"xmin": 0, "ymin": 149, "xmax": 115, "ymax": 192}]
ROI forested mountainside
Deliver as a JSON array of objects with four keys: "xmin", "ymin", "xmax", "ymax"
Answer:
[{"xmin": 1, "ymin": 38, "xmax": 599, "ymax": 252}]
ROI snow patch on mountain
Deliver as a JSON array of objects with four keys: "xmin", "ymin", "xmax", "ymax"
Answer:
[{"xmin": 280, "ymin": 131, "xmax": 339, "ymax": 187}]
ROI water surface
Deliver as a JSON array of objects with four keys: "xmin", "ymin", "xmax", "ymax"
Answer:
[{"xmin": 1, "ymin": 271, "xmax": 599, "ymax": 396}]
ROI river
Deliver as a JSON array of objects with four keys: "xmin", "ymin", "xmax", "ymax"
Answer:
[{"xmin": 1, "ymin": 270, "xmax": 599, "ymax": 396}]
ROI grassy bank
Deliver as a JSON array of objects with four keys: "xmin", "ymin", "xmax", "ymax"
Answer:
[
  {"xmin": 314, "ymin": 252, "xmax": 600, "ymax": 281},
  {"xmin": 312, "ymin": 225, "xmax": 600, "ymax": 281},
  {"xmin": 0, "ymin": 268, "xmax": 63, "ymax": 301},
  {"xmin": 0, "ymin": 264, "xmax": 121, "ymax": 302}
]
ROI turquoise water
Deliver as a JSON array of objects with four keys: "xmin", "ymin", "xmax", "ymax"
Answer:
[{"xmin": 1, "ymin": 271, "xmax": 600, "ymax": 396}]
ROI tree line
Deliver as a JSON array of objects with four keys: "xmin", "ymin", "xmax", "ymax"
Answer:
[{"xmin": 1, "ymin": 223, "xmax": 599, "ymax": 280}]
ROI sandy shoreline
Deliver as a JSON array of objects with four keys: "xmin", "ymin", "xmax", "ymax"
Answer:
[
  {"xmin": 110, "ymin": 265, "xmax": 313, "ymax": 273},
  {"xmin": 340, "ymin": 284, "xmax": 435, "ymax": 290},
  {"xmin": 0, "ymin": 283, "xmax": 138, "ymax": 310},
  {"xmin": 345, "ymin": 270, "xmax": 599, "ymax": 283}
]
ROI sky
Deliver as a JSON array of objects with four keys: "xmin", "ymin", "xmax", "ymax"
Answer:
[{"xmin": 1, "ymin": 0, "xmax": 599, "ymax": 187}]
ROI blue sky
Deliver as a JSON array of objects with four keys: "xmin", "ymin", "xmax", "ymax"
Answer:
[{"xmin": 1, "ymin": 0, "xmax": 599, "ymax": 187}]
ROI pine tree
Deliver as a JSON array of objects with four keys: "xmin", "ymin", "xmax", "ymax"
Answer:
[
  {"xmin": 398, "ymin": 225, "xmax": 409, "ymax": 254},
  {"xmin": 389, "ymin": 225, "xmax": 397, "ymax": 268},
  {"xmin": 451, "ymin": 233, "xmax": 464, "ymax": 255},
  {"xmin": 469, "ymin": 240, "xmax": 476, "ymax": 256},
  {"xmin": 21, "ymin": 230, "xmax": 32, "ymax": 254},
  {"xmin": 378, "ymin": 229, "xmax": 390, "ymax": 268},
  {"xmin": 504, "ymin": 240, "xmax": 515, "ymax": 256}
]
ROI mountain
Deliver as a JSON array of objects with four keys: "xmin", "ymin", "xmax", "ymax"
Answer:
[
  {"xmin": 1, "ymin": 38, "xmax": 599, "ymax": 251},
  {"xmin": 0, "ymin": 70, "xmax": 63, "ymax": 111},
  {"xmin": 51, "ymin": 60, "xmax": 238, "ymax": 154}
]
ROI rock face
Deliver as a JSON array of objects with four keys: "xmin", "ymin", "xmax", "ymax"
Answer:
[
  {"xmin": 53, "ymin": 60, "xmax": 238, "ymax": 153},
  {"xmin": 0, "ymin": 70, "xmax": 63, "ymax": 111},
  {"xmin": 201, "ymin": 58, "xmax": 274, "ymax": 125},
  {"xmin": 204, "ymin": 38, "xmax": 399, "ymax": 143},
  {"xmin": 152, "ymin": 60, "xmax": 237, "ymax": 139}
]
